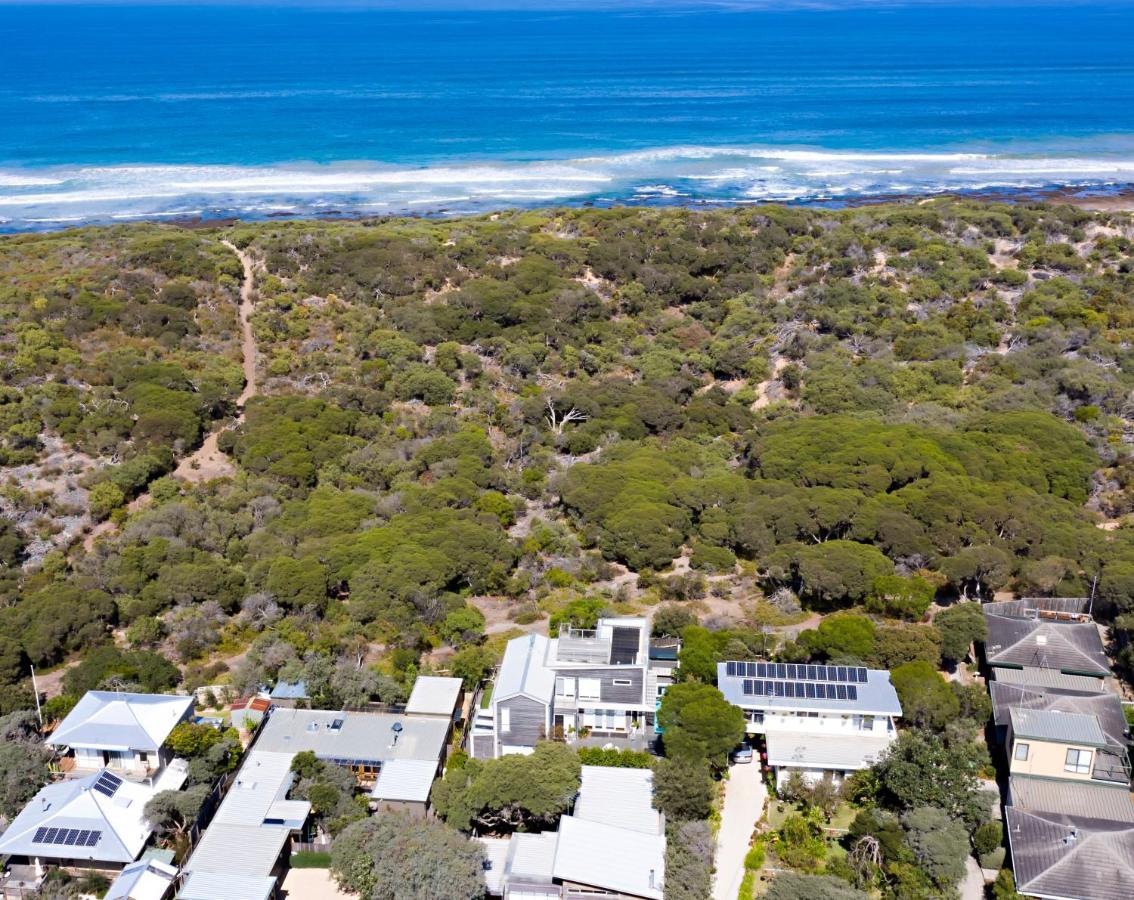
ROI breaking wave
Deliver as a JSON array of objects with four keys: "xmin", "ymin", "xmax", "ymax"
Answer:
[{"xmin": 2, "ymin": 145, "xmax": 1133, "ymax": 229}]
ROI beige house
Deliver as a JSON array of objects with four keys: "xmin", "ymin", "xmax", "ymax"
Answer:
[{"xmin": 1007, "ymin": 708, "xmax": 1128, "ymax": 784}]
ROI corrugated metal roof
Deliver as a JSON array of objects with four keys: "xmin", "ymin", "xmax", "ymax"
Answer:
[
  {"xmin": 1006, "ymin": 806, "xmax": 1134, "ymax": 900},
  {"xmin": 47, "ymin": 691, "xmax": 193, "ymax": 753},
  {"xmin": 182, "ymin": 750, "xmax": 309, "ymax": 887},
  {"xmin": 105, "ymin": 858, "xmax": 177, "ymax": 900},
  {"xmin": 765, "ymin": 731, "xmax": 895, "ymax": 771},
  {"xmin": 552, "ymin": 816, "xmax": 665, "ymax": 900},
  {"xmin": 269, "ymin": 681, "xmax": 307, "ymax": 700},
  {"xmin": 993, "ymin": 667, "xmax": 1106, "ymax": 692},
  {"xmin": 178, "ymin": 872, "xmax": 277, "ymax": 900},
  {"xmin": 495, "ymin": 634, "xmax": 555, "ymax": 704},
  {"xmin": 716, "ymin": 664, "xmax": 902, "ymax": 716},
  {"xmin": 1010, "ymin": 777, "xmax": 1134, "ymax": 823},
  {"xmin": 574, "ymin": 766, "xmax": 662, "ymax": 835},
  {"xmin": 405, "ymin": 676, "xmax": 463, "ymax": 717},
  {"xmin": 0, "ymin": 768, "xmax": 161, "ymax": 863},
  {"xmin": 212, "ymin": 751, "xmax": 296, "ymax": 826},
  {"xmin": 369, "ymin": 758, "xmax": 437, "ymax": 803},
  {"xmin": 990, "ymin": 682, "xmax": 1129, "ymax": 746},
  {"xmin": 185, "ymin": 825, "xmax": 291, "ymax": 878},
  {"xmin": 1009, "ymin": 708, "xmax": 1107, "ymax": 746},
  {"xmin": 477, "ymin": 837, "xmax": 509, "ymax": 895},
  {"xmin": 255, "ymin": 708, "xmax": 448, "ymax": 765},
  {"xmin": 507, "ymin": 832, "xmax": 558, "ymax": 881}
]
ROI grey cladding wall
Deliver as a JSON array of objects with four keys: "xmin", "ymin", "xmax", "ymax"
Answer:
[
  {"xmin": 498, "ymin": 696, "xmax": 548, "ymax": 747},
  {"xmin": 554, "ymin": 668, "xmax": 644, "ymax": 709}
]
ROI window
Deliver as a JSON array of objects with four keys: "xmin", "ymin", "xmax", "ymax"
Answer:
[
  {"xmin": 500, "ymin": 707, "xmax": 511, "ymax": 732},
  {"xmin": 1014, "ymin": 743, "xmax": 1030, "ymax": 761},
  {"xmin": 1065, "ymin": 748, "xmax": 1092, "ymax": 774},
  {"xmin": 556, "ymin": 677, "xmax": 576, "ymax": 699},
  {"xmin": 578, "ymin": 678, "xmax": 601, "ymax": 700},
  {"xmin": 862, "ymin": 715, "xmax": 875, "ymax": 731},
  {"xmin": 612, "ymin": 679, "xmax": 632, "ymax": 686}
]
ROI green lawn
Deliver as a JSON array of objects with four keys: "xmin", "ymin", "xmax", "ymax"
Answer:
[
  {"xmin": 480, "ymin": 683, "xmax": 493, "ymax": 708},
  {"xmin": 291, "ymin": 851, "xmax": 332, "ymax": 869},
  {"xmin": 767, "ymin": 799, "xmax": 859, "ymax": 833}
]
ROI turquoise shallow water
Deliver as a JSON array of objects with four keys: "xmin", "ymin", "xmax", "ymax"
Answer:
[{"xmin": 2, "ymin": 2, "xmax": 1134, "ymax": 228}]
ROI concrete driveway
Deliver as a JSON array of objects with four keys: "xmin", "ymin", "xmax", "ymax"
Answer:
[{"xmin": 712, "ymin": 762, "xmax": 768, "ymax": 900}]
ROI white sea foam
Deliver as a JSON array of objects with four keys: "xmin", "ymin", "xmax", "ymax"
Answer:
[{"xmin": 2, "ymin": 145, "xmax": 1134, "ymax": 228}]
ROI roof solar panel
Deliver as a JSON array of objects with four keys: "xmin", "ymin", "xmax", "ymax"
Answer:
[
  {"xmin": 93, "ymin": 771, "xmax": 124, "ymax": 799},
  {"xmin": 726, "ymin": 661, "xmax": 737, "ymax": 677},
  {"xmin": 836, "ymin": 684, "xmax": 848, "ymax": 700},
  {"xmin": 836, "ymin": 666, "xmax": 848, "ymax": 682},
  {"xmin": 815, "ymin": 665, "xmax": 828, "ymax": 681},
  {"xmin": 804, "ymin": 682, "xmax": 816, "ymax": 698},
  {"xmin": 85, "ymin": 830, "xmax": 102, "ymax": 847},
  {"xmin": 42, "ymin": 827, "xmax": 60, "ymax": 844},
  {"xmin": 857, "ymin": 667, "xmax": 868, "ymax": 683},
  {"xmin": 33, "ymin": 827, "xmax": 48, "ymax": 843},
  {"xmin": 848, "ymin": 686, "xmax": 858, "ymax": 701},
  {"xmin": 742, "ymin": 679, "xmax": 753, "ymax": 695}
]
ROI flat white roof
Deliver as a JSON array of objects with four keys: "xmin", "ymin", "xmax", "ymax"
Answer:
[
  {"xmin": 574, "ymin": 766, "xmax": 661, "ymax": 835},
  {"xmin": 255, "ymin": 708, "xmax": 448, "ymax": 765},
  {"xmin": 370, "ymin": 758, "xmax": 438, "ymax": 804},
  {"xmin": 553, "ymin": 816, "xmax": 664, "ymax": 900},
  {"xmin": 405, "ymin": 676, "xmax": 463, "ymax": 717},
  {"xmin": 765, "ymin": 731, "xmax": 895, "ymax": 771}
]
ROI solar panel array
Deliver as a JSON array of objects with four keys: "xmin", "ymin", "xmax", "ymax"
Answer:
[
  {"xmin": 92, "ymin": 771, "xmax": 123, "ymax": 799},
  {"xmin": 32, "ymin": 826, "xmax": 101, "ymax": 847},
  {"xmin": 725, "ymin": 661, "xmax": 868, "ymax": 683},
  {"xmin": 741, "ymin": 679, "xmax": 858, "ymax": 701}
]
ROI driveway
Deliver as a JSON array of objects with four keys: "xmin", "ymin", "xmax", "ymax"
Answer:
[{"xmin": 712, "ymin": 762, "xmax": 767, "ymax": 900}]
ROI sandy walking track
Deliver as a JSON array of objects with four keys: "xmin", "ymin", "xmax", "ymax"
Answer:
[
  {"xmin": 84, "ymin": 239, "xmax": 259, "ymax": 550},
  {"xmin": 172, "ymin": 239, "xmax": 259, "ymax": 483}
]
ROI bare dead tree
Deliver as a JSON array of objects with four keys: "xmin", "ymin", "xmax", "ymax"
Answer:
[{"xmin": 545, "ymin": 397, "xmax": 588, "ymax": 435}]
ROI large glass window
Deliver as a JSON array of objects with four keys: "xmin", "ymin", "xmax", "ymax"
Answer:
[
  {"xmin": 578, "ymin": 678, "xmax": 602, "ymax": 700},
  {"xmin": 1065, "ymin": 748, "xmax": 1092, "ymax": 774}
]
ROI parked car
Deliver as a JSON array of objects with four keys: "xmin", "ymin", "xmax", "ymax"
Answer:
[{"xmin": 730, "ymin": 745, "xmax": 754, "ymax": 764}]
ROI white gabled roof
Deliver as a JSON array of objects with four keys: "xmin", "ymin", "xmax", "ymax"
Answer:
[
  {"xmin": 495, "ymin": 634, "xmax": 555, "ymax": 704},
  {"xmin": 0, "ymin": 768, "xmax": 162, "ymax": 864},
  {"xmin": 405, "ymin": 676, "xmax": 463, "ymax": 717},
  {"xmin": 574, "ymin": 766, "xmax": 662, "ymax": 835},
  {"xmin": 105, "ymin": 858, "xmax": 178, "ymax": 900},
  {"xmin": 48, "ymin": 691, "xmax": 194, "ymax": 753},
  {"xmin": 370, "ymin": 758, "xmax": 438, "ymax": 804}
]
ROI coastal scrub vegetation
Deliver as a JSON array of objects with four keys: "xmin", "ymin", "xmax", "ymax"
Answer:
[{"xmin": 0, "ymin": 200, "xmax": 1132, "ymax": 724}]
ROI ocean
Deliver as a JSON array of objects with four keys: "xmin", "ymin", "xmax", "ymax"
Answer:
[{"xmin": 2, "ymin": 2, "xmax": 1134, "ymax": 229}]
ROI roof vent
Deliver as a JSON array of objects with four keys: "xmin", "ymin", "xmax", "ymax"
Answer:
[
  {"xmin": 1036, "ymin": 635, "xmax": 1048, "ymax": 646},
  {"xmin": 390, "ymin": 721, "xmax": 403, "ymax": 748},
  {"xmin": 306, "ymin": 722, "xmax": 320, "ymax": 733},
  {"xmin": 1064, "ymin": 827, "xmax": 1079, "ymax": 845}
]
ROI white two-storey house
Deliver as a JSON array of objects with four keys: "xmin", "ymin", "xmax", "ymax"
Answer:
[{"xmin": 717, "ymin": 660, "xmax": 902, "ymax": 788}]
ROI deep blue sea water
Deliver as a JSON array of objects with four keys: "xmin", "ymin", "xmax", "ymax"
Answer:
[{"xmin": 2, "ymin": 2, "xmax": 1134, "ymax": 228}]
